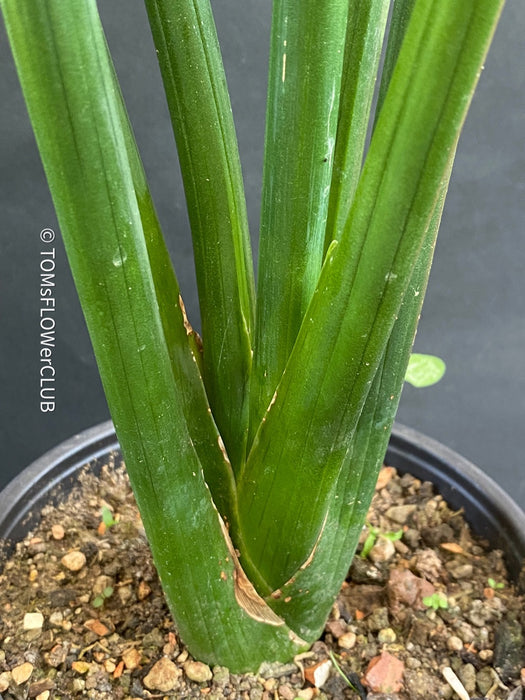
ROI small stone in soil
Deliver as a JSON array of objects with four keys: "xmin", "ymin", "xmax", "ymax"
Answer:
[
  {"xmin": 121, "ymin": 647, "xmax": 142, "ymax": 670},
  {"xmin": 11, "ymin": 661, "xmax": 34, "ymax": 685},
  {"xmin": 0, "ymin": 672, "xmax": 11, "ymax": 692},
  {"xmin": 184, "ymin": 659, "xmax": 213, "ymax": 683},
  {"xmin": 338, "ymin": 631, "xmax": 357, "ymax": 649},
  {"xmin": 385, "ymin": 504, "xmax": 417, "ymax": 524},
  {"xmin": 23, "ymin": 612, "xmax": 44, "ymax": 630},
  {"xmin": 51, "ymin": 524, "xmax": 65, "ymax": 540},
  {"xmin": 60, "ymin": 550, "xmax": 86, "ymax": 571},
  {"xmin": 363, "ymin": 651, "xmax": 404, "ymax": 694},
  {"xmin": 304, "ymin": 659, "xmax": 331, "ymax": 688},
  {"xmin": 369, "ymin": 536, "xmax": 396, "ymax": 563},
  {"xmin": 143, "ymin": 656, "xmax": 181, "ymax": 692}
]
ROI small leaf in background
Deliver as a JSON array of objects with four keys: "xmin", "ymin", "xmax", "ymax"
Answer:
[
  {"xmin": 101, "ymin": 506, "xmax": 117, "ymax": 528},
  {"xmin": 405, "ymin": 354, "xmax": 446, "ymax": 388}
]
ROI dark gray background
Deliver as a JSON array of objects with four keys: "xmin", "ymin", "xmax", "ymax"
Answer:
[{"xmin": 1, "ymin": 2, "xmax": 523, "ymax": 506}]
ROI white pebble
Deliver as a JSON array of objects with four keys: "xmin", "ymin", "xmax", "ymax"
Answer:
[{"xmin": 23, "ymin": 612, "xmax": 44, "ymax": 631}]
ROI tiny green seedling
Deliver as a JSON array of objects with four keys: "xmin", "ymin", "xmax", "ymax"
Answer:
[
  {"xmin": 100, "ymin": 506, "xmax": 117, "ymax": 529},
  {"xmin": 422, "ymin": 592, "xmax": 449, "ymax": 611},
  {"xmin": 360, "ymin": 524, "xmax": 403, "ymax": 559},
  {"xmin": 487, "ymin": 578, "xmax": 505, "ymax": 590},
  {"xmin": 92, "ymin": 586, "xmax": 114, "ymax": 608}
]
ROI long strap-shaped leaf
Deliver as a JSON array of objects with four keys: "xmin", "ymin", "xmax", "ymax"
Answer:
[
  {"xmin": 265, "ymin": 178, "xmax": 450, "ymax": 639},
  {"xmin": 144, "ymin": 0, "xmax": 255, "ymax": 473},
  {"xmin": 109, "ymin": 62, "xmax": 237, "ymax": 525},
  {"xmin": 376, "ymin": 0, "xmax": 417, "ymax": 117},
  {"xmin": 1, "ymin": 0, "xmax": 306, "ymax": 670},
  {"xmin": 324, "ymin": 0, "xmax": 389, "ymax": 250},
  {"xmin": 238, "ymin": 0, "xmax": 504, "ymax": 591},
  {"xmin": 249, "ymin": 0, "xmax": 349, "ymax": 444}
]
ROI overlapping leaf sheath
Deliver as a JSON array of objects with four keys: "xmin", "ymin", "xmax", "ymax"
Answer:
[
  {"xmin": 145, "ymin": 0, "xmax": 255, "ymax": 473},
  {"xmin": 249, "ymin": 0, "xmax": 350, "ymax": 443},
  {"xmin": 0, "ymin": 0, "xmax": 305, "ymax": 671},
  {"xmin": 239, "ymin": 0, "xmax": 505, "ymax": 593}
]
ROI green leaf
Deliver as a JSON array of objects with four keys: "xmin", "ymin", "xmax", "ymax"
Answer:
[
  {"xmin": 376, "ymin": 0, "xmax": 417, "ymax": 117},
  {"xmin": 249, "ymin": 0, "xmax": 349, "ymax": 444},
  {"xmin": 238, "ymin": 0, "xmax": 504, "ymax": 592},
  {"xmin": 101, "ymin": 506, "xmax": 116, "ymax": 528},
  {"xmin": 264, "ymin": 173, "xmax": 452, "ymax": 640},
  {"xmin": 360, "ymin": 529, "xmax": 378, "ymax": 559},
  {"xmin": 0, "ymin": 0, "xmax": 306, "ymax": 670},
  {"xmin": 325, "ymin": 0, "xmax": 390, "ymax": 249},
  {"xmin": 405, "ymin": 353, "xmax": 446, "ymax": 387},
  {"xmin": 144, "ymin": 0, "xmax": 255, "ymax": 472}
]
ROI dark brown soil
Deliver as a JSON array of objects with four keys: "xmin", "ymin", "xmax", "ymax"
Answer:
[{"xmin": 1, "ymin": 457, "xmax": 524, "ymax": 700}]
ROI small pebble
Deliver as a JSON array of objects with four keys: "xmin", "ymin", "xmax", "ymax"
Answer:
[
  {"xmin": 51, "ymin": 524, "xmax": 65, "ymax": 540},
  {"xmin": 377, "ymin": 627, "xmax": 397, "ymax": 644},
  {"xmin": 259, "ymin": 662, "xmax": 296, "ymax": 679},
  {"xmin": 138, "ymin": 580, "xmax": 152, "ymax": 600},
  {"xmin": 414, "ymin": 548, "xmax": 442, "ymax": 582},
  {"xmin": 11, "ymin": 662, "xmax": 33, "ymax": 685},
  {"xmin": 121, "ymin": 647, "xmax": 142, "ymax": 670},
  {"xmin": 212, "ymin": 666, "xmax": 230, "ymax": 685},
  {"xmin": 143, "ymin": 657, "xmax": 181, "ymax": 692},
  {"xmin": 297, "ymin": 688, "xmax": 315, "ymax": 700},
  {"xmin": 476, "ymin": 666, "xmax": 494, "ymax": 696},
  {"xmin": 369, "ymin": 537, "xmax": 396, "ymax": 564},
  {"xmin": 0, "ymin": 672, "xmax": 11, "ymax": 692},
  {"xmin": 385, "ymin": 505, "xmax": 417, "ymax": 524},
  {"xmin": 458, "ymin": 662, "xmax": 476, "ymax": 695},
  {"xmin": 403, "ymin": 528, "xmax": 420, "ymax": 548},
  {"xmin": 184, "ymin": 660, "xmax": 212, "ymax": 683},
  {"xmin": 117, "ymin": 585, "xmax": 133, "ymax": 605},
  {"xmin": 363, "ymin": 651, "xmax": 404, "ymax": 693},
  {"xmin": 60, "ymin": 550, "xmax": 86, "ymax": 572},
  {"xmin": 375, "ymin": 466, "xmax": 397, "ymax": 490},
  {"xmin": 35, "ymin": 691, "xmax": 50, "ymax": 700},
  {"xmin": 296, "ymin": 689, "xmax": 315, "ymax": 700},
  {"xmin": 479, "ymin": 648, "xmax": 493, "ymax": 661},
  {"xmin": 325, "ymin": 619, "xmax": 346, "ymax": 638},
  {"xmin": 447, "ymin": 635, "xmax": 464, "ymax": 652},
  {"xmin": 450, "ymin": 563, "xmax": 474, "ymax": 580},
  {"xmin": 278, "ymin": 684, "xmax": 295, "ymax": 700},
  {"xmin": 338, "ymin": 631, "xmax": 357, "ymax": 650},
  {"xmin": 71, "ymin": 661, "xmax": 90, "ymax": 675},
  {"xmin": 23, "ymin": 612, "xmax": 44, "ymax": 630},
  {"xmin": 84, "ymin": 618, "xmax": 109, "ymax": 636},
  {"xmin": 304, "ymin": 659, "xmax": 331, "ymax": 688}
]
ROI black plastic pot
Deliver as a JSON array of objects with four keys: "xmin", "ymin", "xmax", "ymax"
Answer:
[{"xmin": 1, "ymin": 421, "xmax": 524, "ymax": 581}]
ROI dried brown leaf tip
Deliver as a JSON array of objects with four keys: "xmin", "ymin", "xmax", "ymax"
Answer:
[{"xmin": 178, "ymin": 294, "xmax": 194, "ymax": 336}]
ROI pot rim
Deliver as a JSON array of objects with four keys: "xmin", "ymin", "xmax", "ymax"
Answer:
[{"xmin": 1, "ymin": 421, "xmax": 524, "ymax": 577}]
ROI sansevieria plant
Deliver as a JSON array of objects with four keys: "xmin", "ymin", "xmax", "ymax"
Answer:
[{"xmin": 1, "ymin": 0, "xmax": 504, "ymax": 672}]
